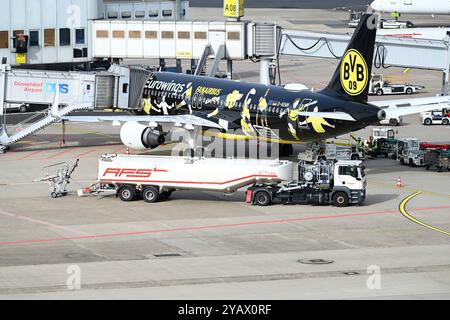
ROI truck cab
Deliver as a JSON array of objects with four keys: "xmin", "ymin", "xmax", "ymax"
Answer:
[{"xmin": 248, "ymin": 160, "xmax": 366, "ymax": 207}]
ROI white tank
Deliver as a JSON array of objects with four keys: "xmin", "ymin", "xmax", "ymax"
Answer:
[{"xmin": 97, "ymin": 155, "xmax": 293, "ymax": 192}]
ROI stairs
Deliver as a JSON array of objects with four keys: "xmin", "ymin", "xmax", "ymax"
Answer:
[{"xmin": 0, "ymin": 103, "xmax": 92, "ymax": 148}]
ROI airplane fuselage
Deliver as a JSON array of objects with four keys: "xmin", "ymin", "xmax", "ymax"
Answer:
[
  {"xmin": 371, "ymin": 0, "xmax": 450, "ymax": 14},
  {"xmin": 141, "ymin": 72, "xmax": 382, "ymax": 144}
]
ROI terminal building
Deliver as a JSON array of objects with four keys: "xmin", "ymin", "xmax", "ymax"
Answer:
[{"xmin": 0, "ymin": 0, "xmax": 189, "ymax": 68}]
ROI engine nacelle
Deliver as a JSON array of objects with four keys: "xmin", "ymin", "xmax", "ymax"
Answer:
[{"xmin": 119, "ymin": 122, "xmax": 165, "ymax": 151}]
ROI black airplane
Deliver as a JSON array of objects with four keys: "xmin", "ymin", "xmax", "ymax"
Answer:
[{"xmin": 65, "ymin": 14, "xmax": 449, "ymax": 155}]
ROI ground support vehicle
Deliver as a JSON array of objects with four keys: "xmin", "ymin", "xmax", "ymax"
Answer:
[
  {"xmin": 424, "ymin": 149, "xmax": 450, "ymax": 172},
  {"xmin": 397, "ymin": 138, "xmax": 426, "ymax": 167},
  {"xmin": 247, "ymin": 160, "xmax": 366, "ymax": 207},
  {"xmin": 298, "ymin": 141, "xmax": 364, "ymax": 163},
  {"xmin": 420, "ymin": 109, "xmax": 450, "ymax": 126}
]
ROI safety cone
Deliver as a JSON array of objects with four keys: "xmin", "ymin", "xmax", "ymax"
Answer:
[{"xmin": 396, "ymin": 177, "xmax": 403, "ymax": 188}]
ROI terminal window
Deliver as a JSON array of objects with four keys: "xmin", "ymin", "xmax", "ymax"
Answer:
[
  {"xmin": 29, "ymin": 31, "xmax": 39, "ymax": 46},
  {"xmin": 59, "ymin": 28, "xmax": 71, "ymax": 46},
  {"xmin": 194, "ymin": 32, "xmax": 207, "ymax": 40},
  {"xmin": 161, "ymin": 31, "xmax": 174, "ymax": 39},
  {"xmin": 0, "ymin": 31, "xmax": 8, "ymax": 49},
  {"xmin": 113, "ymin": 31, "xmax": 125, "ymax": 38},
  {"xmin": 44, "ymin": 29, "xmax": 56, "ymax": 47},
  {"xmin": 135, "ymin": 11, "xmax": 145, "ymax": 18},
  {"xmin": 76, "ymin": 29, "xmax": 85, "ymax": 44},
  {"xmin": 149, "ymin": 10, "xmax": 159, "ymax": 17},
  {"xmin": 129, "ymin": 31, "xmax": 141, "ymax": 39},
  {"xmin": 121, "ymin": 11, "xmax": 132, "ymax": 19},
  {"xmin": 108, "ymin": 11, "xmax": 118, "ymax": 19},
  {"xmin": 96, "ymin": 30, "xmax": 109, "ymax": 38},
  {"xmin": 227, "ymin": 32, "xmax": 240, "ymax": 41},
  {"xmin": 178, "ymin": 31, "xmax": 190, "ymax": 40},
  {"xmin": 145, "ymin": 31, "xmax": 157, "ymax": 39}
]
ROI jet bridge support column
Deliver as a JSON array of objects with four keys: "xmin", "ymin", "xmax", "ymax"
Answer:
[{"xmin": 260, "ymin": 59, "xmax": 271, "ymax": 86}]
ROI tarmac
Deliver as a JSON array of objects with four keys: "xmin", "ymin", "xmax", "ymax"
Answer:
[{"xmin": 0, "ymin": 8, "xmax": 449, "ymax": 300}]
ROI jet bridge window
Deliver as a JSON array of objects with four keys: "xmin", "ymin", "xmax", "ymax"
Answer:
[
  {"xmin": 44, "ymin": 29, "xmax": 56, "ymax": 47},
  {"xmin": 76, "ymin": 29, "xmax": 85, "ymax": 45},
  {"xmin": 29, "ymin": 31, "xmax": 39, "ymax": 46},
  {"xmin": 0, "ymin": 31, "xmax": 8, "ymax": 49},
  {"xmin": 162, "ymin": 10, "xmax": 173, "ymax": 17},
  {"xmin": 59, "ymin": 28, "xmax": 71, "ymax": 46}
]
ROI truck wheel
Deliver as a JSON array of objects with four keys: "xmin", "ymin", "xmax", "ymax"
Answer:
[
  {"xmin": 254, "ymin": 191, "xmax": 271, "ymax": 206},
  {"xmin": 333, "ymin": 192, "xmax": 349, "ymax": 207},
  {"xmin": 406, "ymin": 88, "xmax": 413, "ymax": 94},
  {"xmin": 443, "ymin": 119, "xmax": 449, "ymax": 125},
  {"xmin": 425, "ymin": 165, "xmax": 430, "ymax": 170},
  {"xmin": 142, "ymin": 186, "xmax": 159, "ymax": 203},
  {"xmin": 437, "ymin": 166, "xmax": 443, "ymax": 173},
  {"xmin": 118, "ymin": 186, "xmax": 136, "ymax": 202},
  {"xmin": 409, "ymin": 159, "xmax": 415, "ymax": 167},
  {"xmin": 376, "ymin": 89, "xmax": 384, "ymax": 96},
  {"xmin": 424, "ymin": 118, "xmax": 432, "ymax": 126},
  {"xmin": 399, "ymin": 158, "xmax": 405, "ymax": 165},
  {"xmin": 389, "ymin": 118, "xmax": 399, "ymax": 126},
  {"xmin": 19, "ymin": 105, "xmax": 27, "ymax": 113}
]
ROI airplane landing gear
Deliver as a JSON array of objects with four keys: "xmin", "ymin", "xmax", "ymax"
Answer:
[{"xmin": 280, "ymin": 144, "xmax": 294, "ymax": 157}]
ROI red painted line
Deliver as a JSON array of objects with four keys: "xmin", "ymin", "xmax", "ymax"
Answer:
[
  {"xmin": 73, "ymin": 149, "xmax": 97, "ymax": 158},
  {"xmin": 0, "ymin": 205, "xmax": 449, "ymax": 247},
  {"xmin": 46, "ymin": 148, "xmax": 73, "ymax": 160},
  {"xmin": 16, "ymin": 150, "xmax": 44, "ymax": 161},
  {"xmin": 99, "ymin": 174, "xmax": 278, "ymax": 186}
]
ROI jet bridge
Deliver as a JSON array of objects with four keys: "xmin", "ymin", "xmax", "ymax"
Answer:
[
  {"xmin": 0, "ymin": 64, "xmax": 152, "ymax": 152},
  {"xmin": 278, "ymin": 29, "xmax": 450, "ymax": 95}
]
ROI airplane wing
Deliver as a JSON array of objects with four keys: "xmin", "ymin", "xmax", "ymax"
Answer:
[
  {"xmin": 370, "ymin": 96, "xmax": 450, "ymax": 119},
  {"xmin": 62, "ymin": 114, "xmax": 225, "ymax": 130},
  {"xmin": 296, "ymin": 112, "xmax": 356, "ymax": 121},
  {"xmin": 382, "ymin": 103, "xmax": 450, "ymax": 119},
  {"xmin": 370, "ymin": 96, "xmax": 450, "ymax": 109}
]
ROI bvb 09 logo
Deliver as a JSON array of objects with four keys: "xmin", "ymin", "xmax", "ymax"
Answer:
[{"xmin": 340, "ymin": 49, "xmax": 368, "ymax": 96}]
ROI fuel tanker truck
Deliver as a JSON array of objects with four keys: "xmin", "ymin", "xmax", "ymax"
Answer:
[{"xmin": 80, "ymin": 154, "xmax": 366, "ymax": 207}]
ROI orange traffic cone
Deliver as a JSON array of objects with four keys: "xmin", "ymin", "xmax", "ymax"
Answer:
[{"xmin": 396, "ymin": 177, "xmax": 402, "ymax": 188}]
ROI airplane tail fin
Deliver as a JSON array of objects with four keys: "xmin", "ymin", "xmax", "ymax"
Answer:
[{"xmin": 323, "ymin": 14, "xmax": 378, "ymax": 103}]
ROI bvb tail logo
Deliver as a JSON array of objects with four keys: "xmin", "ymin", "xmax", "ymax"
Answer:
[{"xmin": 340, "ymin": 49, "xmax": 368, "ymax": 96}]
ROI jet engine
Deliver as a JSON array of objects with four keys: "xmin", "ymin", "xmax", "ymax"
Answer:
[{"xmin": 119, "ymin": 122, "xmax": 165, "ymax": 150}]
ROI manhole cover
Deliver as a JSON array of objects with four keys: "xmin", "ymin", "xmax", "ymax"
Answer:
[
  {"xmin": 343, "ymin": 271, "xmax": 360, "ymax": 276},
  {"xmin": 298, "ymin": 259, "xmax": 334, "ymax": 265}
]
